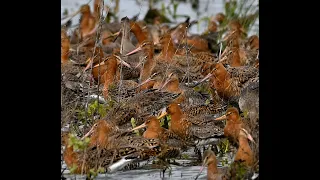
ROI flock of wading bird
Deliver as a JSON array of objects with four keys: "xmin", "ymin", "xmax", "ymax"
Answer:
[{"xmin": 61, "ymin": 1, "xmax": 259, "ymax": 179}]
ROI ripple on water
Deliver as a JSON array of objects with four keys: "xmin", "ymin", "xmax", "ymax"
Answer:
[{"xmin": 63, "ymin": 165, "xmax": 209, "ymax": 180}]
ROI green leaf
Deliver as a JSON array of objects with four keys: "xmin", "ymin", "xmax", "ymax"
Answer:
[
  {"xmin": 68, "ymin": 138, "xmax": 73, "ymax": 147},
  {"xmin": 161, "ymin": 2, "xmax": 166, "ymax": 16},
  {"xmin": 63, "ymin": 9, "xmax": 68, "ymax": 16},
  {"xmin": 224, "ymin": 139, "xmax": 229, "ymax": 153},
  {"xmin": 98, "ymin": 167, "xmax": 105, "ymax": 173},
  {"xmin": 182, "ymin": 154, "xmax": 189, "ymax": 159},
  {"xmin": 84, "ymin": 137, "xmax": 91, "ymax": 144},
  {"xmin": 89, "ymin": 168, "xmax": 98, "ymax": 177},
  {"xmin": 243, "ymin": 110, "xmax": 249, "ymax": 118},
  {"xmin": 160, "ymin": 118, "xmax": 165, "ymax": 127},
  {"xmin": 131, "ymin": 118, "xmax": 136, "ymax": 128},
  {"xmin": 73, "ymin": 144, "xmax": 79, "ymax": 151},
  {"xmin": 78, "ymin": 141, "xmax": 84, "ymax": 147},
  {"xmin": 70, "ymin": 164, "xmax": 78, "ymax": 173},
  {"xmin": 205, "ymin": 99, "xmax": 210, "ymax": 105},
  {"xmin": 131, "ymin": 118, "xmax": 140, "ymax": 136},
  {"xmin": 173, "ymin": 2, "xmax": 178, "ymax": 19},
  {"xmin": 193, "ymin": 86, "xmax": 201, "ymax": 92}
]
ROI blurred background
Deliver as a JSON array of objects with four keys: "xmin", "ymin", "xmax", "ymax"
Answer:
[{"xmin": 61, "ymin": 0, "xmax": 259, "ymax": 36}]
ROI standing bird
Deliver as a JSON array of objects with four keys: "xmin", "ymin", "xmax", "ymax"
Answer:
[
  {"xmin": 197, "ymin": 150, "xmax": 227, "ymax": 180},
  {"xmin": 214, "ymin": 107, "xmax": 254, "ymax": 145},
  {"xmin": 199, "ymin": 63, "xmax": 258, "ymax": 102}
]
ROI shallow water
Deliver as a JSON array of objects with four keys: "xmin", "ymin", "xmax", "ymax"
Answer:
[
  {"xmin": 61, "ymin": 145, "xmax": 234, "ymax": 180},
  {"xmin": 62, "ymin": 158, "xmax": 229, "ymax": 180},
  {"xmin": 63, "ymin": 165, "xmax": 207, "ymax": 180}
]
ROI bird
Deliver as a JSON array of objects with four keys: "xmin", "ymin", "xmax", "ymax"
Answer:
[
  {"xmin": 157, "ymin": 103, "xmax": 226, "ymax": 142},
  {"xmin": 131, "ymin": 116, "xmax": 189, "ymax": 149},
  {"xmin": 103, "ymin": 89, "xmax": 180, "ymax": 129},
  {"xmin": 61, "ymin": 29, "xmax": 70, "ymax": 65},
  {"xmin": 197, "ymin": 62, "xmax": 258, "ymax": 102},
  {"xmin": 214, "ymin": 107, "xmax": 254, "ymax": 144},
  {"xmin": 79, "ymin": 4, "xmax": 96, "ymax": 41},
  {"xmin": 197, "ymin": 150, "xmax": 227, "ymax": 180},
  {"xmin": 234, "ymin": 128, "xmax": 254, "ymax": 167}
]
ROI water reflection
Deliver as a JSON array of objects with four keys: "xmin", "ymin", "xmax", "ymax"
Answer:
[{"xmin": 63, "ymin": 164, "xmax": 208, "ymax": 180}]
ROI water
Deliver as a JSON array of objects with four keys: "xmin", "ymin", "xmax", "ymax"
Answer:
[
  {"xmin": 61, "ymin": 0, "xmax": 258, "ymax": 179},
  {"xmin": 63, "ymin": 165, "xmax": 207, "ymax": 180},
  {"xmin": 61, "ymin": 145, "xmax": 234, "ymax": 179}
]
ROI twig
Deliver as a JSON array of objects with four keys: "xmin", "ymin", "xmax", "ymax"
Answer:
[
  {"xmin": 117, "ymin": 3, "xmax": 143, "ymax": 102},
  {"xmin": 83, "ymin": 0, "xmax": 107, "ymax": 133},
  {"xmin": 218, "ymin": 42, "xmax": 223, "ymax": 61}
]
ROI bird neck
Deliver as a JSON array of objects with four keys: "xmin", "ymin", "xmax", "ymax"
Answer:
[
  {"xmin": 230, "ymin": 48, "xmax": 241, "ymax": 67},
  {"xmin": 228, "ymin": 116, "xmax": 242, "ymax": 124},
  {"xmin": 238, "ymin": 135, "xmax": 251, "ymax": 149},
  {"xmin": 93, "ymin": 122, "xmax": 111, "ymax": 147},
  {"xmin": 170, "ymin": 109, "xmax": 183, "ymax": 121},
  {"xmin": 139, "ymin": 80, "xmax": 155, "ymax": 91},
  {"xmin": 207, "ymin": 161, "xmax": 219, "ymax": 174},
  {"xmin": 103, "ymin": 57, "xmax": 118, "ymax": 96},
  {"xmin": 169, "ymin": 108, "xmax": 185, "ymax": 136},
  {"xmin": 80, "ymin": 13, "xmax": 91, "ymax": 25},
  {"xmin": 163, "ymin": 79, "xmax": 181, "ymax": 93},
  {"xmin": 130, "ymin": 22, "xmax": 148, "ymax": 45},
  {"xmin": 162, "ymin": 39, "xmax": 176, "ymax": 60},
  {"xmin": 93, "ymin": 0, "xmax": 101, "ymax": 19},
  {"xmin": 140, "ymin": 55, "xmax": 154, "ymax": 81},
  {"xmin": 61, "ymin": 38, "xmax": 70, "ymax": 64},
  {"xmin": 145, "ymin": 124, "xmax": 163, "ymax": 138}
]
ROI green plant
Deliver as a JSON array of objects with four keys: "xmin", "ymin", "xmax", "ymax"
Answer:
[
  {"xmin": 161, "ymin": 2, "xmax": 166, "ymax": 16},
  {"xmin": 160, "ymin": 0, "xmax": 181, "ymax": 20},
  {"xmin": 160, "ymin": 115, "xmax": 171, "ymax": 129},
  {"xmin": 181, "ymin": 154, "xmax": 190, "ymax": 159},
  {"xmin": 205, "ymin": 99, "xmax": 210, "ymax": 105},
  {"xmin": 67, "ymin": 133, "xmax": 90, "ymax": 151},
  {"xmin": 88, "ymin": 100, "xmax": 108, "ymax": 117},
  {"xmin": 241, "ymin": 109, "xmax": 249, "ymax": 118},
  {"xmin": 220, "ymin": 158, "xmax": 229, "ymax": 166},
  {"xmin": 75, "ymin": 100, "xmax": 112, "ymax": 125},
  {"xmin": 218, "ymin": 0, "xmax": 259, "ymax": 40},
  {"xmin": 69, "ymin": 163, "xmax": 78, "ymax": 174},
  {"xmin": 197, "ymin": 16, "xmax": 210, "ymax": 32},
  {"xmin": 131, "ymin": 118, "xmax": 141, "ymax": 136},
  {"xmin": 172, "ymin": 1, "xmax": 179, "ymax": 19},
  {"xmin": 230, "ymin": 161, "xmax": 248, "ymax": 179},
  {"xmin": 63, "ymin": 9, "xmax": 68, "ymax": 16},
  {"xmin": 217, "ymin": 139, "xmax": 230, "ymax": 156},
  {"xmin": 88, "ymin": 167, "xmax": 105, "ymax": 179}
]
